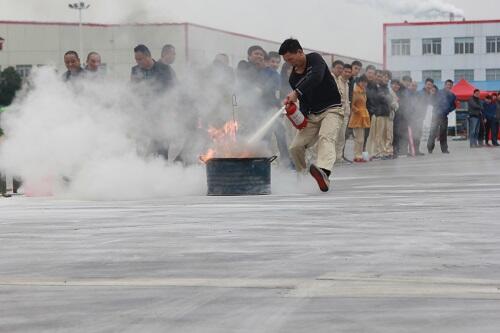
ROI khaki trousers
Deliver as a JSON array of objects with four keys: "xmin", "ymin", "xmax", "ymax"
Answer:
[
  {"xmin": 335, "ymin": 106, "xmax": 351, "ymax": 162},
  {"xmin": 352, "ymin": 128, "xmax": 365, "ymax": 159},
  {"xmin": 289, "ymin": 108, "xmax": 344, "ymax": 172},
  {"xmin": 367, "ymin": 115, "xmax": 393, "ymax": 158},
  {"xmin": 366, "ymin": 115, "xmax": 380, "ymax": 157},
  {"xmin": 384, "ymin": 118, "xmax": 394, "ymax": 155}
]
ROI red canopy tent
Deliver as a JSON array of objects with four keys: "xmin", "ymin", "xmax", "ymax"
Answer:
[
  {"xmin": 452, "ymin": 79, "xmax": 500, "ymax": 141},
  {"xmin": 451, "ymin": 79, "xmax": 492, "ymax": 100}
]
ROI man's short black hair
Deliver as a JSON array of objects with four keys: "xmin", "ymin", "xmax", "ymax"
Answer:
[
  {"xmin": 474, "ymin": 89, "xmax": 480, "ymax": 93},
  {"xmin": 64, "ymin": 50, "xmax": 79, "ymax": 59},
  {"xmin": 445, "ymin": 79, "xmax": 454, "ymax": 85},
  {"xmin": 425, "ymin": 78, "xmax": 434, "ymax": 84},
  {"xmin": 351, "ymin": 60, "xmax": 362, "ymax": 68},
  {"xmin": 86, "ymin": 51, "xmax": 100, "ymax": 62},
  {"xmin": 343, "ymin": 64, "xmax": 352, "ymax": 70},
  {"xmin": 401, "ymin": 75, "xmax": 412, "ymax": 82},
  {"xmin": 134, "ymin": 44, "xmax": 151, "ymax": 57},
  {"xmin": 268, "ymin": 51, "xmax": 280, "ymax": 59},
  {"xmin": 383, "ymin": 70, "xmax": 392, "ymax": 80},
  {"xmin": 365, "ymin": 64, "xmax": 376, "ymax": 72},
  {"xmin": 161, "ymin": 44, "xmax": 175, "ymax": 56},
  {"xmin": 357, "ymin": 74, "xmax": 368, "ymax": 83},
  {"xmin": 332, "ymin": 60, "xmax": 344, "ymax": 68},
  {"xmin": 278, "ymin": 39, "xmax": 303, "ymax": 55},
  {"xmin": 392, "ymin": 79, "xmax": 401, "ymax": 86},
  {"xmin": 247, "ymin": 45, "xmax": 265, "ymax": 57}
]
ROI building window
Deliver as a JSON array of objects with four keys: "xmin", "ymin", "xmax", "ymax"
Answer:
[
  {"xmin": 486, "ymin": 36, "xmax": 500, "ymax": 53},
  {"xmin": 422, "ymin": 70, "xmax": 442, "ymax": 82},
  {"xmin": 15, "ymin": 65, "xmax": 33, "ymax": 79},
  {"xmin": 392, "ymin": 71, "xmax": 411, "ymax": 80},
  {"xmin": 454, "ymin": 69, "xmax": 474, "ymax": 82},
  {"xmin": 454, "ymin": 37, "xmax": 474, "ymax": 54},
  {"xmin": 391, "ymin": 39, "xmax": 410, "ymax": 56},
  {"xmin": 422, "ymin": 38, "xmax": 441, "ymax": 55},
  {"xmin": 486, "ymin": 69, "xmax": 500, "ymax": 81}
]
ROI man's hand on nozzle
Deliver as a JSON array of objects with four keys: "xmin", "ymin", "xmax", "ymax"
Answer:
[{"xmin": 284, "ymin": 90, "xmax": 299, "ymax": 106}]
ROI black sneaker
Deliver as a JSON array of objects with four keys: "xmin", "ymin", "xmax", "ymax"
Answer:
[{"xmin": 309, "ymin": 164, "xmax": 330, "ymax": 192}]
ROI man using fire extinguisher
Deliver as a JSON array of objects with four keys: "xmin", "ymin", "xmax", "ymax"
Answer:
[{"xmin": 279, "ymin": 39, "xmax": 343, "ymax": 192}]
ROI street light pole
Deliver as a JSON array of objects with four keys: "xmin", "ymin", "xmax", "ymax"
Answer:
[{"xmin": 68, "ymin": 2, "xmax": 90, "ymax": 58}]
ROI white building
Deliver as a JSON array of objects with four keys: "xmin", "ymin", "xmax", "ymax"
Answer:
[
  {"xmin": 0, "ymin": 20, "xmax": 379, "ymax": 79},
  {"xmin": 384, "ymin": 19, "xmax": 500, "ymax": 85}
]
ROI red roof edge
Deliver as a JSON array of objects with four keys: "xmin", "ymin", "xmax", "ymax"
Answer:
[
  {"xmin": 0, "ymin": 20, "xmax": 187, "ymax": 28},
  {"xmin": 0, "ymin": 20, "xmax": 380, "ymax": 64},
  {"xmin": 384, "ymin": 19, "xmax": 500, "ymax": 27}
]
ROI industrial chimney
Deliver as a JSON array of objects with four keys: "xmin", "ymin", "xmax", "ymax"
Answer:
[{"xmin": 449, "ymin": 12, "xmax": 455, "ymax": 22}]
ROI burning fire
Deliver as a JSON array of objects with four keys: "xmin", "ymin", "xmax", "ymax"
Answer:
[
  {"xmin": 200, "ymin": 120, "xmax": 239, "ymax": 163},
  {"xmin": 199, "ymin": 119, "xmax": 272, "ymax": 163}
]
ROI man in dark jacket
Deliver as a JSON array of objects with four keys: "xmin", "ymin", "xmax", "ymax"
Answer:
[
  {"xmin": 131, "ymin": 44, "xmax": 175, "ymax": 91},
  {"xmin": 393, "ymin": 76, "xmax": 412, "ymax": 157},
  {"xmin": 364, "ymin": 65, "xmax": 378, "ymax": 151},
  {"xmin": 372, "ymin": 70, "xmax": 393, "ymax": 159},
  {"xmin": 494, "ymin": 93, "xmax": 500, "ymax": 146},
  {"xmin": 62, "ymin": 51, "xmax": 85, "ymax": 82},
  {"xmin": 0, "ymin": 107, "xmax": 6, "ymax": 196},
  {"xmin": 468, "ymin": 89, "xmax": 483, "ymax": 147},
  {"xmin": 483, "ymin": 94, "xmax": 498, "ymax": 146},
  {"xmin": 427, "ymin": 79, "xmax": 456, "ymax": 154},
  {"xmin": 280, "ymin": 38, "xmax": 343, "ymax": 192},
  {"xmin": 410, "ymin": 78, "xmax": 434, "ymax": 156},
  {"xmin": 159, "ymin": 44, "xmax": 178, "ymax": 84},
  {"xmin": 237, "ymin": 46, "xmax": 278, "ymax": 114},
  {"xmin": 0, "ymin": 107, "xmax": 21, "ymax": 197},
  {"xmin": 237, "ymin": 46, "xmax": 291, "ymax": 166}
]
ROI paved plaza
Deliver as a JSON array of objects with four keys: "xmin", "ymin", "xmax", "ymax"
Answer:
[{"xmin": 1, "ymin": 141, "xmax": 500, "ymax": 332}]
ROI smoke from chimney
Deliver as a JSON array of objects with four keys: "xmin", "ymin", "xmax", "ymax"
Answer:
[{"xmin": 352, "ymin": 0, "xmax": 464, "ymax": 19}]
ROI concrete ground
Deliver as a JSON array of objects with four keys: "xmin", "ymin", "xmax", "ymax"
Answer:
[{"xmin": 1, "ymin": 141, "xmax": 500, "ymax": 332}]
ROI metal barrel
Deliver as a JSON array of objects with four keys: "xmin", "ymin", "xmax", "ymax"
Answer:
[{"xmin": 206, "ymin": 157, "xmax": 274, "ymax": 196}]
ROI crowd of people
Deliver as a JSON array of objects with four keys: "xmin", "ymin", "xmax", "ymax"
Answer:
[
  {"xmin": 1, "ymin": 37, "xmax": 499, "ymax": 195},
  {"xmin": 467, "ymin": 90, "xmax": 500, "ymax": 147}
]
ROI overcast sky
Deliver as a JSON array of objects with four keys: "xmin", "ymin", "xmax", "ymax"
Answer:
[{"xmin": 0, "ymin": 0, "xmax": 496, "ymax": 62}]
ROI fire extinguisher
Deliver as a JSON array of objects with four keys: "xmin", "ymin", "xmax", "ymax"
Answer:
[{"xmin": 284, "ymin": 102, "xmax": 308, "ymax": 130}]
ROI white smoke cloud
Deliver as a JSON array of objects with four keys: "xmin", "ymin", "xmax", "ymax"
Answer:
[
  {"xmin": 0, "ymin": 68, "xmax": 209, "ymax": 199},
  {"xmin": 0, "ymin": 64, "xmax": 308, "ymax": 200},
  {"xmin": 352, "ymin": 0, "xmax": 464, "ymax": 18}
]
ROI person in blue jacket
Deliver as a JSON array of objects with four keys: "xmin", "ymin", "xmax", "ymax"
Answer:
[
  {"xmin": 482, "ymin": 94, "xmax": 498, "ymax": 146},
  {"xmin": 427, "ymin": 79, "xmax": 456, "ymax": 154}
]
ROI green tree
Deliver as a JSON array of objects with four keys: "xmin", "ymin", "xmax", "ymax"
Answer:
[{"xmin": 0, "ymin": 67, "xmax": 22, "ymax": 107}]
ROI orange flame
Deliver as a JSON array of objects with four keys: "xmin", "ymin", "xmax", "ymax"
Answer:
[{"xmin": 200, "ymin": 120, "xmax": 239, "ymax": 163}]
